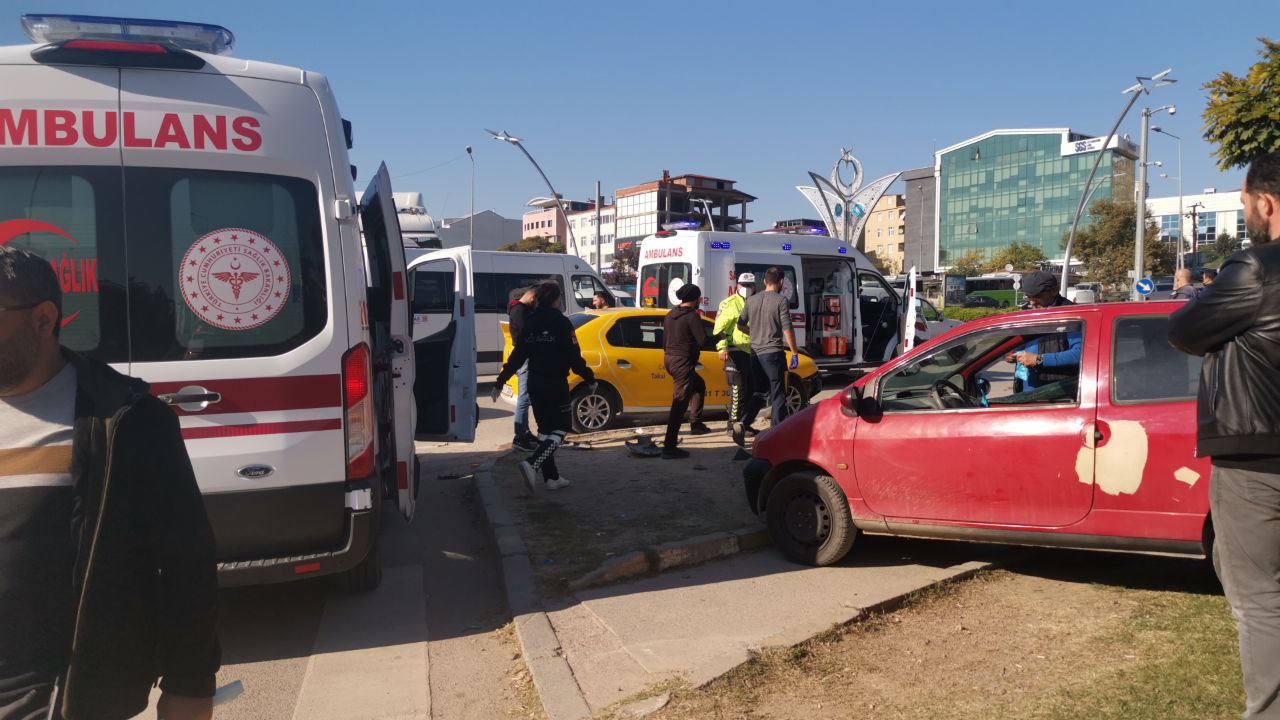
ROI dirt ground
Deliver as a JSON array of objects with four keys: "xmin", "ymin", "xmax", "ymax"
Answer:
[
  {"xmin": 644, "ymin": 551, "xmax": 1242, "ymax": 720},
  {"xmin": 493, "ymin": 424, "xmax": 761, "ymax": 595}
]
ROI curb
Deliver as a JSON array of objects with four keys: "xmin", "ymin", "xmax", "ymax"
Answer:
[
  {"xmin": 474, "ymin": 451, "xmax": 592, "ymax": 720},
  {"xmin": 567, "ymin": 525, "xmax": 770, "ymax": 592}
]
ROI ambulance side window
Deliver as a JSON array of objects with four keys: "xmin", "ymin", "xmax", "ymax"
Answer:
[
  {"xmin": 734, "ymin": 264, "xmax": 798, "ymax": 309},
  {"xmin": 123, "ymin": 169, "xmax": 326, "ymax": 361},
  {"xmin": 411, "ymin": 267, "xmax": 455, "ymax": 314},
  {"xmin": 0, "ymin": 167, "xmax": 128, "ymax": 362}
]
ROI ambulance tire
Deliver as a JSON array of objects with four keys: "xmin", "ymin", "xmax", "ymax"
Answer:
[
  {"xmin": 571, "ymin": 384, "xmax": 620, "ymax": 434},
  {"xmin": 344, "ymin": 541, "xmax": 384, "ymax": 592},
  {"xmin": 766, "ymin": 472, "xmax": 856, "ymax": 567}
]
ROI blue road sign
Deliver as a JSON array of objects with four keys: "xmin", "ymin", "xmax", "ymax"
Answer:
[{"xmin": 1135, "ymin": 278, "xmax": 1155, "ymax": 296}]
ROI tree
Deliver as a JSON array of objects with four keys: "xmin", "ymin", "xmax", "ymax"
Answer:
[
  {"xmin": 1203, "ymin": 37, "xmax": 1280, "ymax": 171},
  {"xmin": 1215, "ymin": 232, "xmax": 1242, "ymax": 259},
  {"xmin": 497, "ymin": 235, "xmax": 565, "ymax": 254},
  {"xmin": 864, "ymin": 250, "xmax": 892, "ymax": 275},
  {"xmin": 984, "ymin": 241, "xmax": 1047, "ymax": 273},
  {"xmin": 610, "ymin": 242, "xmax": 639, "ymax": 286},
  {"xmin": 1061, "ymin": 198, "xmax": 1173, "ymax": 288},
  {"xmin": 946, "ymin": 250, "xmax": 987, "ymax": 278}
]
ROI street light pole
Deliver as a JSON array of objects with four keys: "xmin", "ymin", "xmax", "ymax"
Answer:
[
  {"xmin": 1132, "ymin": 104, "xmax": 1176, "ymax": 300},
  {"xmin": 1060, "ymin": 68, "xmax": 1175, "ymax": 296},
  {"xmin": 486, "ymin": 129, "xmax": 578, "ymax": 257},
  {"xmin": 1153, "ymin": 127, "xmax": 1183, "ymax": 270},
  {"xmin": 465, "ymin": 145, "xmax": 474, "ymax": 248},
  {"xmin": 594, "ymin": 179, "xmax": 602, "ymax": 274}
]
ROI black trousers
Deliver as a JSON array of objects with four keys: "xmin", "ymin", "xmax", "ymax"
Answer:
[
  {"xmin": 527, "ymin": 374, "xmax": 571, "ymax": 480},
  {"xmin": 757, "ymin": 351, "xmax": 789, "ymax": 426},
  {"xmin": 664, "ymin": 355, "xmax": 706, "ymax": 448},
  {"xmin": 724, "ymin": 349, "xmax": 762, "ymax": 431}
]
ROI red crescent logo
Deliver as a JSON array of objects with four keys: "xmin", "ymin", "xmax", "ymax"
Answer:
[{"xmin": 0, "ymin": 219, "xmax": 82, "ymax": 327}]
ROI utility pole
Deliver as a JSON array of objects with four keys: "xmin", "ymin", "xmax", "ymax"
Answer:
[
  {"xmin": 594, "ymin": 179, "xmax": 602, "ymax": 274},
  {"xmin": 1187, "ymin": 202, "xmax": 1204, "ymax": 270},
  {"xmin": 1132, "ymin": 103, "xmax": 1176, "ymax": 300}
]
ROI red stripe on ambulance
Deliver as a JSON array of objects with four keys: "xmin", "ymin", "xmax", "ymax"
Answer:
[{"xmin": 150, "ymin": 375, "xmax": 342, "ymax": 415}]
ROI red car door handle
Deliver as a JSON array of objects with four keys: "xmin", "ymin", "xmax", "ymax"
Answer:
[{"xmin": 1086, "ymin": 421, "xmax": 1110, "ymax": 447}]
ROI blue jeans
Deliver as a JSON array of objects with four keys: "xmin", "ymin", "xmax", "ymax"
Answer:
[{"xmin": 514, "ymin": 362, "xmax": 531, "ymax": 438}]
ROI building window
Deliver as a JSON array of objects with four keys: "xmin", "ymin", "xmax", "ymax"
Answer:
[
  {"xmin": 1237, "ymin": 209, "xmax": 1248, "ymax": 241},
  {"xmin": 888, "ymin": 227, "xmax": 895, "ymax": 236},
  {"xmin": 1159, "ymin": 214, "xmax": 1180, "ymax": 241},
  {"xmin": 1198, "ymin": 213, "xmax": 1217, "ymax": 244},
  {"xmin": 876, "ymin": 228, "xmax": 882, "ymax": 237}
]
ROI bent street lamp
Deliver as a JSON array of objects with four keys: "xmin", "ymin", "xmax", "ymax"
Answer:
[
  {"xmin": 1060, "ymin": 68, "xmax": 1176, "ymax": 296},
  {"xmin": 486, "ymin": 129, "xmax": 578, "ymax": 258}
]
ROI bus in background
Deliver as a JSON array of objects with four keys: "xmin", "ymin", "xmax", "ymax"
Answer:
[{"xmin": 963, "ymin": 274, "xmax": 1019, "ymax": 307}]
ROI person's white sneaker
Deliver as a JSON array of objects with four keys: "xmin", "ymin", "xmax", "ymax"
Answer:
[
  {"xmin": 518, "ymin": 460, "xmax": 538, "ymax": 492},
  {"xmin": 544, "ymin": 476, "xmax": 571, "ymax": 491}
]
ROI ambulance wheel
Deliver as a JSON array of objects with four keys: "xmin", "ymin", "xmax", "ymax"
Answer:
[
  {"xmin": 571, "ymin": 384, "xmax": 619, "ymax": 433},
  {"xmin": 344, "ymin": 542, "xmax": 383, "ymax": 592},
  {"xmin": 785, "ymin": 374, "xmax": 808, "ymax": 415},
  {"xmin": 766, "ymin": 472, "xmax": 856, "ymax": 566}
]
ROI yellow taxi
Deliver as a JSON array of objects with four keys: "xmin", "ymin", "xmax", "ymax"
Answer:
[{"xmin": 501, "ymin": 308, "xmax": 822, "ymax": 432}]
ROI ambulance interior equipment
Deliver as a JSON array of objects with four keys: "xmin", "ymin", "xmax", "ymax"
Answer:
[
  {"xmin": 2, "ymin": 13, "xmax": 476, "ymax": 590},
  {"xmin": 637, "ymin": 230, "xmax": 902, "ymax": 371}
]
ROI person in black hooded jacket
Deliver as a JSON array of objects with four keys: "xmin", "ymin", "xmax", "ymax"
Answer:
[
  {"xmin": 660, "ymin": 283, "xmax": 709, "ymax": 458},
  {"xmin": 493, "ymin": 282, "xmax": 595, "ymax": 492},
  {"xmin": 1168, "ymin": 150, "xmax": 1280, "ymax": 720}
]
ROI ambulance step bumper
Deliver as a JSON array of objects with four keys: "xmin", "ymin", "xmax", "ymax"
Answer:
[{"xmin": 216, "ymin": 507, "xmax": 375, "ymax": 587}]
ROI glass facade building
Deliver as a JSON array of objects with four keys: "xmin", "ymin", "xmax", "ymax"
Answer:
[{"xmin": 935, "ymin": 129, "xmax": 1136, "ymax": 267}]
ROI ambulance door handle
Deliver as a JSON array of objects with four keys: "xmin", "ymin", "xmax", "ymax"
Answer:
[
  {"xmin": 159, "ymin": 386, "xmax": 222, "ymax": 413},
  {"xmin": 617, "ymin": 360, "xmax": 632, "ymax": 369}
]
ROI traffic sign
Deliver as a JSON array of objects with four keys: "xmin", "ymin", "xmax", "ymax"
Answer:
[
  {"xmin": 1134, "ymin": 278, "xmax": 1155, "ymax": 296},
  {"xmin": 1012, "ymin": 278, "xmax": 1022, "ymax": 290}
]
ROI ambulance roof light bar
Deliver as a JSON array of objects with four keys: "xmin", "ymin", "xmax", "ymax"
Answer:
[{"xmin": 21, "ymin": 14, "xmax": 235, "ymax": 55}]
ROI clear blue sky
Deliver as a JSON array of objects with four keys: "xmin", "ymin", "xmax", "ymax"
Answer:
[{"xmin": 1, "ymin": 0, "xmax": 1274, "ymax": 226}]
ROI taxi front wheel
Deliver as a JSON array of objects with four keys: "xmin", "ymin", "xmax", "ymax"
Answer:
[
  {"xmin": 571, "ymin": 384, "xmax": 619, "ymax": 434},
  {"xmin": 766, "ymin": 472, "xmax": 856, "ymax": 566}
]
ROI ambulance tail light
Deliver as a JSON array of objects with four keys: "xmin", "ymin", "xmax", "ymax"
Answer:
[
  {"xmin": 342, "ymin": 344, "xmax": 375, "ymax": 481},
  {"xmin": 21, "ymin": 14, "xmax": 235, "ymax": 55}
]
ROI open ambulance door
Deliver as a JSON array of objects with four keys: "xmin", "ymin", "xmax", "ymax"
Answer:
[
  {"xmin": 360, "ymin": 164, "xmax": 420, "ymax": 521},
  {"xmin": 407, "ymin": 248, "xmax": 477, "ymax": 445}
]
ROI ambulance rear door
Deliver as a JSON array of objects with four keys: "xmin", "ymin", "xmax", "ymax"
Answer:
[
  {"xmin": 407, "ymin": 247, "xmax": 477, "ymax": 443},
  {"xmin": 360, "ymin": 164, "xmax": 419, "ymax": 520}
]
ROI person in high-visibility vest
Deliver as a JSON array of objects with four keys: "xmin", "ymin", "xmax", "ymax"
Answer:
[{"xmin": 714, "ymin": 273, "xmax": 763, "ymax": 447}]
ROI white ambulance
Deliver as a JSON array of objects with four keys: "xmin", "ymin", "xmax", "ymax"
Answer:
[
  {"xmin": 635, "ymin": 229, "xmax": 903, "ymax": 371},
  {"xmin": 0, "ymin": 14, "xmax": 476, "ymax": 589}
]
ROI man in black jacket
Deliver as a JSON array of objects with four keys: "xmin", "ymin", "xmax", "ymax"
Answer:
[
  {"xmin": 0, "ymin": 246, "xmax": 218, "ymax": 720},
  {"xmin": 1169, "ymin": 151, "xmax": 1280, "ymax": 720},
  {"xmin": 493, "ymin": 282, "xmax": 596, "ymax": 491},
  {"xmin": 661, "ymin": 284, "xmax": 710, "ymax": 459}
]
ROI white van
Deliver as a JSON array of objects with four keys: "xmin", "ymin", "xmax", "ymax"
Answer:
[
  {"xmin": 635, "ymin": 230, "xmax": 902, "ymax": 371},
  {"xmin": 408, "ymin": 250, "xmax": 615, "ymax": 374},
  {"xmin": 0, "ymin": 14, "xmax": 476, "ymax": 589}
]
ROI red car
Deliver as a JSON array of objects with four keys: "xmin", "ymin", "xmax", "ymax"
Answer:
[{"xmin": 744, "ymin": 301, "xmax": 1211, "ymax": 566}]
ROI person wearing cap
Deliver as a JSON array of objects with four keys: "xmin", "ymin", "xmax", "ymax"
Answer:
[
  {"xmin": 1004, "ymin": 270, "xmax": 1081, "ymax": 393},
  {"xmin": 661, "ymin": 283, "xmax": 710, "ymax": 459},
  {"xmin": 714, "ymin": 272, "xmax": 762, "ymax": 446}
]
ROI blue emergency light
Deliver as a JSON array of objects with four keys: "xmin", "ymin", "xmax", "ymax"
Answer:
[
  {"xmin": 21, "ymin": 14, "xmax": 235, "ymax": 54},
  {"xmin": 782, "ymin": 243, "xmax": 793, "ymax": 251},
  {"xmin": 710, "ymin": 241, "xmax": 731, "ymax": 250},
  {"xmin": 671, "ymin": 219, "xmax": 701, "ymax": 230},
  {"xmin": 838, "ymin": 247, "xmax": 848, "ymax": 254}
]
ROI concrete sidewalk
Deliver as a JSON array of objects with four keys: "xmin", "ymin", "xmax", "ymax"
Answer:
[
  {"xmin": 476, "ymin": 429, "xmax": 1009, "ymax": 719},
  {"xmin": 543, "ymin": 536, "xmax": 1002, "ymax": 715}
]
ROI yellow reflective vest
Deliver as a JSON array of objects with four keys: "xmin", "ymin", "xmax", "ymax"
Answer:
[{"xmin": 713, "ymin": 293, "xmax": 752, "ymax": 352}]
